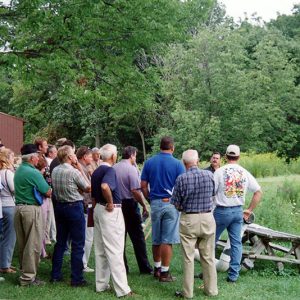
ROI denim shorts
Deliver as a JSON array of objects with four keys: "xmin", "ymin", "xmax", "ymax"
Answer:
[{"xmin": 150, "ymin": 200, "xmax": 180, "ymax": 245}]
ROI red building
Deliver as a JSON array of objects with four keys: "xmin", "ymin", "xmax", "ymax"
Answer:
[{"xmin": 0, "ymin": 112, "xmax": 24, "ymax": 154}]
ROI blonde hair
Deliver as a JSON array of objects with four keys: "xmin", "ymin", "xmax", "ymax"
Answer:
[
  {"xmin": 57, "ymin": 145, "xmax": 74, "ymax": 163},
  {"xmin": 0, "ymin": 148, "xmax": 14, "ymax": 170}
]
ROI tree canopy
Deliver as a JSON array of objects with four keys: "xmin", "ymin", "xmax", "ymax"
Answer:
[{"xmin": 0, "ymin": 1, "xmax": 299, "ymax": 161}]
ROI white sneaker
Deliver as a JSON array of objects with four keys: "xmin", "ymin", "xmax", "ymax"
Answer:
[
  {"xmin": 83, "ymin": 267, "xmax": 94, "ymax": 273},
  {"xmin": 0, "ymin": 277, "xmax": 5, "ymax": 282}
]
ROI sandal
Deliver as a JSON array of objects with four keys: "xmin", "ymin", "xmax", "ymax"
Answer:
[{"xmin": 0, "ymin": 268, "xmax": 16, "ymax": 274}]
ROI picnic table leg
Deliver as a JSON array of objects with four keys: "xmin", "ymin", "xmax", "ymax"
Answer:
[
  {"xmin": 265, "ymin": 242, "xmax": 284, "ymax": 272},
  {"xmin": 294, "ymin": 244, "xmax": 300, "ymax": 273}
]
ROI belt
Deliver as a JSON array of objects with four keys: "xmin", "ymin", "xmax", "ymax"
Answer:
[
  {"xmin": 16, "ymin": 203, "xmax": 34, "ymax": 206},
  {"xmin": 216, "ymin": 205, "xmax": 242, "ymax": 209},
  {"xmin": 185, "ymin": 210, "xmax": 212, "ymax": 214},
  {"xmin": 99, "ymin": 203, "xmax": 122, "ymax": 208},
  {"xmin": 162, "ymin": 198, "xmax": 170, "ymax": 202},
  {"xmin": 57, "ymin": 200, "xmax": 83, "ymax": 205}
]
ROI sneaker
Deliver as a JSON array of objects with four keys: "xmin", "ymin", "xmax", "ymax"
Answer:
[
  {"xmin": 226, "ymin": 277, "xmax": 236, "ymax": 283},
  {"xmin": 0, "ymin": 277, "xmax": 5, "ymax": 282},
  {"xmin": 71, "ymin": 279, "xmax": 88, "ymax": 287},
  {"xmin": 83, "ymin": 267, "xmax": 94, "ymax": 273},
  {"xmin": 159, "ymin": 271, "xmax": 176, "ymax": 282},
  {"xmin": 175, "ymin": 291, "xmax": 184, "ymax": 298},
  {"xmin": 20, "ymin": 278, "xmax": 46, "ymax": 287},
  {"xmin": 154, "ymin": 267, "xmax": 161, "ymax": 278}
]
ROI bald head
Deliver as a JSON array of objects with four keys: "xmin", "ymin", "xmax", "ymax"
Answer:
[{"xmin": 182, "ymin": 149, "xmax": 199, "ymax": 167}]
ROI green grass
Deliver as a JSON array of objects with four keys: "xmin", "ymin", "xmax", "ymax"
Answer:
[{"xmin": 1, "ymin": 174, "xmax": 300, "ymax": 299}]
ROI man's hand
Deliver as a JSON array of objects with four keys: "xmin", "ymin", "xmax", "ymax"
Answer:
[
  {"xmin": 142, "ymin": 206, "xmax": 149, "ymax": 219},
  {"xmin": 105, "ymin": 202, "xmax": 114, "ymax": 212},
  {"xmin": 243, "ymin": 209, "xmax": 252, "ymax": 221}
]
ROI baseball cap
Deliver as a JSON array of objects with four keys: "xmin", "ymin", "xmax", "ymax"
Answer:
[
  {"xmin": 226, "ymin": 145, "xmax": 240, "ymax": 157},
  {"xmin": 21, "ymin": 144, "xmax": 38, "ymax": 155}
]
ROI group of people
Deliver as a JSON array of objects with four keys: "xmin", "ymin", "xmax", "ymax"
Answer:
[{"xmin": 0, "ymin": 136, "xmax": 262, "ymax": 298}]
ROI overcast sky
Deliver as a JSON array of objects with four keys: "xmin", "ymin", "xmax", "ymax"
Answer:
[
  {"xmin": 1, "ymin": 0, "xmax": 299, "ymax": 22},
  {"xmin": 220, "ymin": 0, "xmax": 299, "ymax": 22}
]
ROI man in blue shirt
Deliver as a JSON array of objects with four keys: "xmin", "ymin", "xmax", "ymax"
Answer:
[
  {"xmin": 91, "ymin": 144, "xmax": 132, "ymax": 297},
  {"xmin": 141, "ymin": 136, "xmax": 185, "ymax": 282}
]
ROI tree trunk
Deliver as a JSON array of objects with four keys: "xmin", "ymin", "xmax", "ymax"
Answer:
[{"xmin": 137, "ymin": 125, "xmax": 146, "ymax": 161}]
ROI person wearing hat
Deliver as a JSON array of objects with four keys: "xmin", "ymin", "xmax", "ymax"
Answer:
[
  {"xmin": 14, "ymin": 144, "xmax": 52, "ymax": 286},
  {"xmin": 213, "ymin": 145, "xmax": 262, "ymax": 283}
]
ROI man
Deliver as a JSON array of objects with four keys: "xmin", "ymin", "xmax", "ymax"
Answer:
[
  {"xmin": 205, "ymin": 152, "xmax": 221, "ymax": 173},
  {"xmin": 46, "ymin": 145, "xmax": 58, "ymax": 166},
  {"xmin": 87, "ymin": 147, "xmax": 101, "ymax": 175},
  {"xmin": 214, "ymin": 144, "xmax": 262, "ymax": 283},
  {"xmin": 0, "ymin": 177, "xmax": 4, "ymax": 283},
  {"xmin": 76, "ymin": 146, "xmax": 94, "ymax": 273},
  {"xmin": 92, "ymin": 144, "xmax": 133, "ymax": 297},
  {"xmin": 141, "ymin": 136, "xmax": 185, "ymax": 282},
  {"xmin": 51, "ymin": 145, "xmax": 91, "ymax": 287},
  {"xmin": 113, "ymin": 146, "xmax": 153, "ymax": 275},
  {"xmin": 14, "ymin": 144, "xmax": 51, "ymax": 286},
  {"xmin": 171, "ymin": 150, "xmax": 218, "ymax": 298}
]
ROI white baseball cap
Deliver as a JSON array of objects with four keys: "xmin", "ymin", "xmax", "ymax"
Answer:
[{"xmin": 226, "ymin": 144, "xmax": 240, "ymax": 157}]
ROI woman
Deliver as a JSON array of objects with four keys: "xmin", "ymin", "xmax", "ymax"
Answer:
[{"xmin": 0, "ymin": 148, "xmax": 16, "ymax": 274}]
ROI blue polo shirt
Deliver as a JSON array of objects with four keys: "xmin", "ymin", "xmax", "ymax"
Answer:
[
  {"xmin": 91, "ymin": 164, "xmax": 121, "ymax": 205},
  {"xmin": 141, "ymin": 152, "xmax": 185, "ymax": 200}
]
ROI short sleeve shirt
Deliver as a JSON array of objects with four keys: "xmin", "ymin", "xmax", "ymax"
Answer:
[
  {"xmin": 51, "ymin": 163, "xmax": 89, "ymax": 202},
  {"xmin": 141, "ymin": 152, "xmax": 185, "ymax": 200},
  {"xmin": 214, "ymin": 163, "xmax": 261, "ymax": 207},
  {"xmin": 91, "ymin": 164, "xmax": 121, "ymax": 204},
  {"xmin": 113, "ymin": 160, "xmax": 140, "ymax": 199},
  {"xmin": 14, "ymin": 162, "xmax": 50, "ymax": 205}
]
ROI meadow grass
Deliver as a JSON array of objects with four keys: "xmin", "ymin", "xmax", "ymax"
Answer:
[
  {"xmin": 202, "ymin": 153, "xmax": 300, "ymax": 178},
  {"xmin": 1, "ymin": 174, "xmax": 300, "ymax": 300}
]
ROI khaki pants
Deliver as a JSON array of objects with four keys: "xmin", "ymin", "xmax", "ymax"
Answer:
[
  {"xmin": 14, "ymin": 205, "xmax": 43, "ymax": 284},
  {"xmin": 180, "ymin": 212, "xmax": 218, "ymax": 298},
  {"xmin": 94, "ymin": 204, "xmax": 131, "ymax": 297}
]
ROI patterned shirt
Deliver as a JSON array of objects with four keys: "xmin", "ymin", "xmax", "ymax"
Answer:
[
  {"xmin": 52, "ymin": 163, "xmax": 89, "ymax": 202},
  {"xmin": 171, "ymin": 166, "xmax": 214, "ymax": 213}
]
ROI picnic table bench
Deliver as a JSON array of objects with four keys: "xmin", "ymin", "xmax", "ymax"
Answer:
[{"xmin": 218, "ymin": 223, "xmax": 300, "ymax": 271}]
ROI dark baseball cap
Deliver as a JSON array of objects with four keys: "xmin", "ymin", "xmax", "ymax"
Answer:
[{"xmin": 21, "ymin": 144, "xmax": 38, "ymax": 155}]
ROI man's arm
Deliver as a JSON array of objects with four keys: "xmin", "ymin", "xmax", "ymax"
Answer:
[
  {"xmin": 141, "ymin": 180, "xmax": 149, "ymax": 202},
  {"xmin": 243, "ymin": 190, "xmax": 262, "ymax": 220},
  {"xmin": 132, "ymin": 189, "xmax": 148, "ymax": 216},
  {"xmin": 101, "ymin": 182, "xmax": 114, "ymax": 212}
]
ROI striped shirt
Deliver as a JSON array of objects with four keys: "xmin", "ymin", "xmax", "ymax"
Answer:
[
  {"xmin": 52, "ymin": 163, "xmax": 89, "ymax": 202},
  {"xmin": 171, "ymin": 166, "xmax": 214, "ymax": 213}
]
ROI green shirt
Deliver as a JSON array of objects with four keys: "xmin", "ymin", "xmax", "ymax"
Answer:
[{"xmin": 14, "ymin": 162, "xmax": 50, "ymax": 205}]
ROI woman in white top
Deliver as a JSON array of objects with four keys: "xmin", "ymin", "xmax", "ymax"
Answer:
[{"xmin": 0, "ymin": 148, "xmax": 16, "ymax": 274}]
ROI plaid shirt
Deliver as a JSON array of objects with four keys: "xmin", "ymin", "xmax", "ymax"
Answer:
[
  {"xmin": 171, "ymin": 166, "xmax": 214, "ymax": 213},
  {"xmin": 52, "ymin": 163, "xmax": 89, "ymax": 202}
]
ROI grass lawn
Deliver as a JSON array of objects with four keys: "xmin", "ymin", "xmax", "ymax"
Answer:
[{"xmin": 1, "ymin": 175, "xmax": 300, "ymax": 299}]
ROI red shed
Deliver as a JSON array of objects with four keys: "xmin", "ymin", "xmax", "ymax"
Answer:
[{"xmin": 0, "ymin": 112, "xmax": 24, "ymax": 154}]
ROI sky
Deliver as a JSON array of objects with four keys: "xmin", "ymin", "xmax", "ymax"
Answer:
[
  {"xmin": 0, "ymin": 0, "xmax": 299, "ymax": 22},
  {"xmin": 220, "ymin": 0, "xmax": 299, "ymax": 22}
]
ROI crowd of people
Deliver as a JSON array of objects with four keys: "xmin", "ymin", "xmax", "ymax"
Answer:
[{"xmin": 0, "ymin": 136, "xmax": 262, "ymax": 298}]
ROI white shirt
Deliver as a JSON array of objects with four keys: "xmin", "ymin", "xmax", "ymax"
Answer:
[{"xmin": 214, "ymin": 163, "xmax": 261, "ymax": 207}]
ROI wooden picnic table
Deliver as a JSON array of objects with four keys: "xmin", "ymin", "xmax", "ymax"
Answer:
[{"xmin": 241, "ymin": 223, "xmax": 300, "ymax": 271}]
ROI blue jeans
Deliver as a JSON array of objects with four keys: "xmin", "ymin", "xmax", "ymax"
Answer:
[
  {"xmin": 214, "ymin": 206, "xmax": 243, "ymax": 281},
  {"xmin": 51, "ymin": 201, "xmax": 85, "ymax": 284},
  {"xmin": 0, "ymin": 207, "xmax": 16, "ymax": 268},
  {"xmin": 150, "ymin": 200, "xmax": 180, "ymax": 245}
]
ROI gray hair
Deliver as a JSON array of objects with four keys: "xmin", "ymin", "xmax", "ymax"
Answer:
[
  {"xmin": 182, "ymin": 149, "xmax": 199, "ymax": 165},
  {"xmin": 22, "ymin": 153, "xmax": 38, "ymax": 162},
  {"xmin": 100, "ymin": 144, "xmax": 117, "ymax": 161}
]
